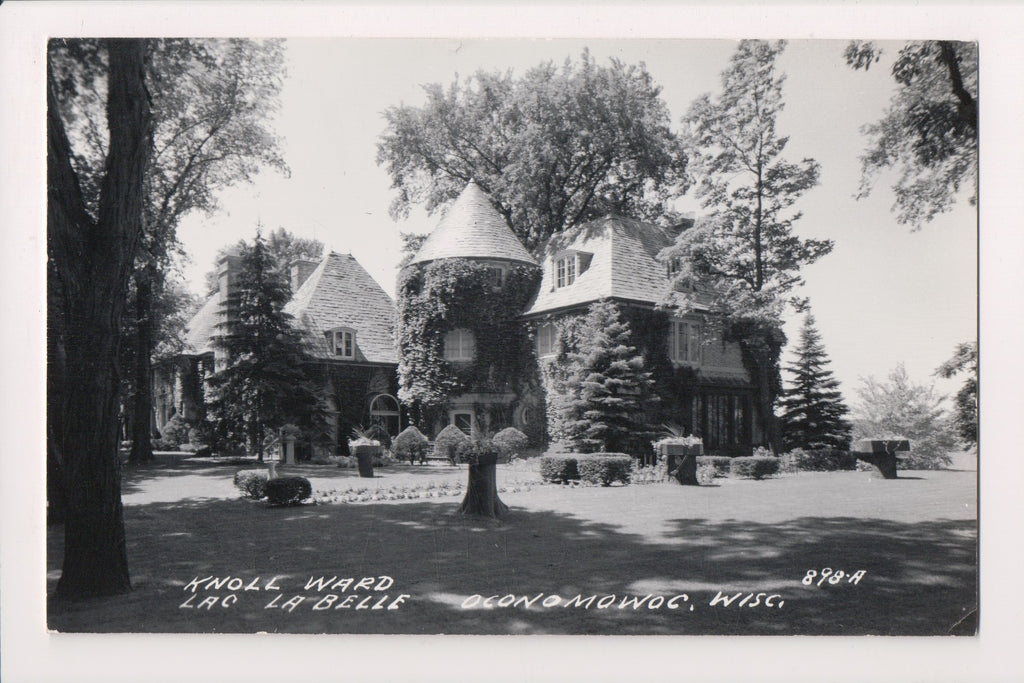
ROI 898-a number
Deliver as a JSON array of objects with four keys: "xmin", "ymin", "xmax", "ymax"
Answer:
[{"xmin": 802, "ymin": 568, "xmax": 866, "ymax": 586}]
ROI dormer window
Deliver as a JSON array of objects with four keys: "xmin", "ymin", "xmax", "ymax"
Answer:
[
  {"xmin": 669, "ymin": 319, "xmax": 701, "ymax": 366},
  {"xmin": 666, "ymin": 258, "xmax": 681, "ymax": 278},
  {"xmin": 444, "ymin": 328, "xmax": 476, "ymax": 362},
  {"xmin": 556, "ymin": 255, "xmax": 577, "ymax": 288},
  {"xmin": 332, "ymin": 328, "xmax": 356, "ymax": 359},
  {"xmin": 554, "ymin": 250, "xmax": 591, "ymax": 289}
]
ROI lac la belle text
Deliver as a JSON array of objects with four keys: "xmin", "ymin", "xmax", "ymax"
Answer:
[{"xmin": 179, "ymin": 575, "xmax": 409, "ymax": 612}]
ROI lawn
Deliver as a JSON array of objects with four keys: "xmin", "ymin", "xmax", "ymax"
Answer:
[{"xmin": 47, "ymin": 453, "xmax": 977, "ymax": 635}]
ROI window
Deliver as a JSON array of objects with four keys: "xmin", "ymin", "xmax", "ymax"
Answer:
[
  {"xmin": 669, "ymin": 320, "xmax": 701, "ymax": 365},
  {"xmin": 443, "ymin": 328, "xmax": 476, "ymax": 362},
  {"xmin": 332, "ymin": 328, "xmax": 356, "ymax": 359},
  {"xmin": 536, "ymin": 322, "xmax": 557, "ymax": 358},
  {"xmin": 369, "ymin": 394, "xmax": 401, "ymax": 438},
  {"xmin": 555, "ymin": 254, "xmax": 577, "ymax": 288},
  {"xmin": 666, "ymin": 258, "xmax": 681, "ymax": 278},
  {"xmin": 484, "ymin": 265, "xmax": 505, "ymax": 290},
  {"xmin": 451, "ymin": 411, "xmax": 473, "ymax": 435}
]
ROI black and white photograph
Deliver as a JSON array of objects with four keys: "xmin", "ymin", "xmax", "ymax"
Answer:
[{"xmin": 1, "ymin": 3, "xmax": 1021, "ymax": 682}]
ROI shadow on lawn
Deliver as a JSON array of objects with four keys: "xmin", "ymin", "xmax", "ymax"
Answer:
[{"xmin": 48, "ymin": 492, "xmax": 977, "ymax": 636}]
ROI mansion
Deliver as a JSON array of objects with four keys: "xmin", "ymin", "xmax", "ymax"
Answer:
[{"xmin": 158, "ymin": 181, "xmax": 764, "ymax": 456}]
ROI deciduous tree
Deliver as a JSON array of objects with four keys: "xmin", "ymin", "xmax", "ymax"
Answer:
[
  {"xmin": 47, "ymin": 39, "xmax": 151, "ymax": 599},
  {"xmin": 662, "ymin": 40, "xmax": 831, "ymax": 452},
  {"xmin": 49, "ymin": 38, "xmax": 288, "ymax": 464},
  {"xmin": 934, "ymin": 341, "xmax": 978, "ymax": 447},
  {"xmin": 377, "ymin": 50, "xmax": 686, "ymax": 253},
  {"xmin": 779, "ymin": 312, "xmax": 852, "ymax": 450},
  {"xmin": 852, "ymin": 364, "xmax": 958, "ymax": 469},
  {"xmin": 845, "ymin": 40, "xmax": 978, "ymax": 228}
]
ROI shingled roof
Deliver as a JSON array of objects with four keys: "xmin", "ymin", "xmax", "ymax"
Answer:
[
  {"xmin": 181, "ymin": 252, "xmax": 397, "ymax": 365},
  {"xmin": 409, "ymin": 181, "xmax": 536, "ymax": 267},
  {"xmin": 524, "ymin": 215, "xmax": 710, "ymax": 316},
  {"xmin": 284, "ymin": 252, "xmax": 398, "ymax": 364}
]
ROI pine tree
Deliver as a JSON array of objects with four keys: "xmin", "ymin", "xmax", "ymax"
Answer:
[
  {"xmin": 208, "ymin": 231, "xmax": 323, "ymax": 460},
  {"xmin": 779, "ymin": 313, "xmax": 852, "ymax": 450},
  {"xmin": 562, "ymin": 301, "xmax": 657, "ymax": 454}
]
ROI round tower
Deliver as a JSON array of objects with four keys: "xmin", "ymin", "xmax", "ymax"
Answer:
[{"xmin": 396, "ymin": 181, "xmax": 542, "ymax": 441}]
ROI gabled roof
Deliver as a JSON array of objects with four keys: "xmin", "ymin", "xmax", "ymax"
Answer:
[
  {"xmin": 525, "ymin": 215, "xmax": 689, "ymax": 316},
  {"xmin": 409, "ymin": 181, "xmax": 536, "ymax": 267},
  {"xmin": 180, "ymin": 252, "xmax": 398, "ymax": 365},
  {"xmin": 284, "ymin": 252, "xmax": 398, "ymax": 364}
]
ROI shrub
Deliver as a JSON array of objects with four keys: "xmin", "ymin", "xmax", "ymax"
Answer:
[
  {"xmin": 456, "ymin": 438, "xmax": 501, "ymax": 466},
  {"xmin": 781, "ymin": 448, "xmax": 858, "ymax": 473},
  {"xmin": 265, "ymin": 476, "xmax": 312, "ymax": 506},
  {"xmin": 539, "ymin": 454, "xmax": 580, "ymax": 483},
  {"xmin": 696, "ymin": 456, "xmax": 733, "ymax": 478},
  {"xmin": 730, "ymin": 456, "xmax": 781, "ymax": 480},
  {"xmin": 696, "ymin": 464, "xmax": 718, "ymax": 485},
  {"xmin": 393, "ymin": 426, "xmax": 429, "ymax": 464},
  {"xmin": 434, "ymin": 425, "xmax": 470, "ymax": 464},
  {"xmin": 493, "ymin": 427, "xmax": 529, "ymax": 461},
  {"xmin": 233, "ymin": 470, "xmax": 269, "ymax": 499},
  {"xmin": 577, "ymin": 454, "xmax": 632, "ymax": 486},
  {"xmin": 152, "ymin": 415, "xmax": 190, "ymax": 451}
]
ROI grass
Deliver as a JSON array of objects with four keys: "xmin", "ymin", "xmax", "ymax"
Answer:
[{"xmin": 47, "ymin": 453, "xmax": 977, "ymax": 635}]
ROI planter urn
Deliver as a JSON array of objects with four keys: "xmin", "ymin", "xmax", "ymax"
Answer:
[
  {"xmin": 658, "ymin": 442, "xmax": 703, "ymax": 485},
  {"xmin": 352, "ymin": 444, "xmax": 381, "ymax": 478}
]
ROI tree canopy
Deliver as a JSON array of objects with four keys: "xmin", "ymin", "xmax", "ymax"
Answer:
[
  {"xmin": 376, "ymin": 50, "xmax": 687, "ymax": 253},
  {"xmin": 934, "ymin": 341, "xmax": 978, "ymax": 446},
  {"xmin": 663, "ymin": 40, "xmax": 830, "ymax": 323},
  {"xmin": 852, "ymin": 364, "xmax": 958, "ymax": 470},
  {"xmin": 204, "ymin": 227, "xmax": 325, "ymax": 295},
  {"xmin": 845, "ymin": 40, "xmax": 978, "ymax": 228}
]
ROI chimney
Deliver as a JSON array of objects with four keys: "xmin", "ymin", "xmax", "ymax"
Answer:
[
  {"xmin": 214, "ymin": 248, "xmax": 243, "ymax": 370},
  {"xmin": 290, "ymin": 257, "xmax": 321, "ymax": 293}
]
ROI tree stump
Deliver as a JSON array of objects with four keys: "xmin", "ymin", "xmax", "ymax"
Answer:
[
  {"xmin": 458, "ymin": 453, "xmax": 508, "ymax": 518},
  {"xmin": 353, "ymin": 444, "xmax": 378, "ymax": 478},
  {"xmin": 659, "ymin": 443, "xmax": 702, "ymax": 486},
  {"xmin": 852, "ymin": 439, "xmax": 909, "ymax": 480}
]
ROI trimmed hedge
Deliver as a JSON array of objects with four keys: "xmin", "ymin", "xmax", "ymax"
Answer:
[
  {"xmin": 781, "ymin": 448, "xmax": 858, "ymax": 473},
  {"xmin": 456, "ymin": 438, "xmax": 500, "ymax": 466},
  {"xmin": 578, "ymin": 454, "xmax": 632, "ymax": 486},
  {"xmin": 434, "ymin": 425, "xmax": 470, "ymax": 464},
  {"xmin": 265, "ymin": 476, "xmax": 312, "ymax": 506},
  {"xmin": 730, "ymin": 456, "xmax": 781, "ymax": 480},
  {"xmin": 696, "ymin": 455, "xmax": 733, "ymax": 478},
  {"xmin": 540, "ymin": 453, "xmax": 632, "ymax": 486},
  {"xmin": 234, "ymin": 470, "xmax": 269, "ymax": 499},
  {"xmin": 393, "ymin": 426, "xmax": 429, "ymax": 464},
  {"xmin": 539, "ymin": 454, "xmax": 580, "ymax": 483}
]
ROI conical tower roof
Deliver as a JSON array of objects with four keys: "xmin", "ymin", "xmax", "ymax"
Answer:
[{"xmin": 408, "ymin": 181, "xmax": 536, "ymax": 266}]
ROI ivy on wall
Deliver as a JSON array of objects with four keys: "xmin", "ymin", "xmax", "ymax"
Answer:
[{"xmin": 396, "ymin": 259, "xmax": 541, "ymax": 433}]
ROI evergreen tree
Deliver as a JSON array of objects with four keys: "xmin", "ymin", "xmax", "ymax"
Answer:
[
  {"xmin": 779, "ymin": 313, "xmax": 852, "ymax": 450},
  {"xmin": 562, "ymin": 301, "xmax": 657, "ymax": 454},
  {"xmin": 208, "ymin": 231, "xmax": 323, "ymax": 460}
]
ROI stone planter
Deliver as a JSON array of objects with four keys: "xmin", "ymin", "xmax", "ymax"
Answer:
[
  {"xmin": 352, "ymin": 444, "xmax": 381, "ymax": 478},
  {"xmin": 658, "ymin": 442, "xmax": 703, "ymax": 486},
  {"xmin": 851, "ymin": 439, "xmax": 910, "ymax": 479}
]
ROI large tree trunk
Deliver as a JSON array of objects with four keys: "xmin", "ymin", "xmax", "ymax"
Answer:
[
  {"xmin": 129, "ymin": 268, "xmax": 155, "ymax": 463},
  {"xmin": 49, "ymin": 39, "xmax": 151, "ymax": 600},
  {"xmin": 458, "ymin": 455, "xmax": 508, "ymax": 518}
]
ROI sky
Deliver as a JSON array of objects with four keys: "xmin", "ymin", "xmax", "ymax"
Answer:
[{"xmin": 176, "ymin": 38, "xmax": 977, "ymax": 404}]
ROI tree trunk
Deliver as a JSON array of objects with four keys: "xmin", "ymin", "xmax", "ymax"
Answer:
[
  {"xmin": 129, "ymin": 269, "xmax": 154, "ymax": 463},
  {"xmin": 458, "ymin": 456, "xmax": 508, "ymax": 518},
  {"xmin": 49, "ymin": 39, "xmax": 151, "ymax": 600}
]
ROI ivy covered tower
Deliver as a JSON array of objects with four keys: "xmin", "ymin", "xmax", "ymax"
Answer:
[{"xmin": 396, "ymin": 181, "xmax": 542, "ymax": 440}]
